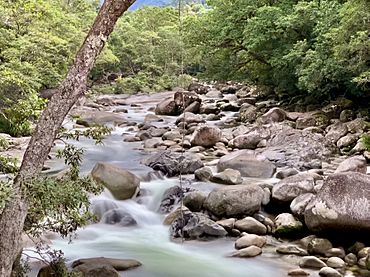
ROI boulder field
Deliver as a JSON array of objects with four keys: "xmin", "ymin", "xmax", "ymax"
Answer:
[{"xmin": 14, "ymin": 83, "xmax": 369, "ymax": 277}]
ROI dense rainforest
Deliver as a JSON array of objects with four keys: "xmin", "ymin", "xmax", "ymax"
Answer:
[
  {"xmin": 0, "ymin": 0, "xmax": 369, "ymax": 137},
  {"xmin": 0, "ymin": 0, "xmax": 369, "ymax": 276}
]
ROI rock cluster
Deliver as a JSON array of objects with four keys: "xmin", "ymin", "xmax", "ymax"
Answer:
[{"xmin": 27, "ymin": 82, "xmax": 370, "ymax": 276}]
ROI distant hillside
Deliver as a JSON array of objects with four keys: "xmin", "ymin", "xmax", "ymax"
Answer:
[
  {"xmin": 99, "ymin": 0, "xmax": 204, "ymax": 11},
  {"xmin": 129, "ymin": 0, "xmax": 205, "ymax": 10}
]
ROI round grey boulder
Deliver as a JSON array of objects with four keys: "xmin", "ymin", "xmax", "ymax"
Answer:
[
  {"xmin": 319, "ymin": 267, "xmax": 342, "ymax": 277},
  {"xmin": 299, "ymin": 256, "xmax": 327, "ymax": 269},
  {"xmin": 307, "ymin": 238, "xmax": 333, "ymax": 256},
  {"xmin": 235, "ymin": 234, "xmax": 267, "ymax": 249},
  {"xmin": 334, "ymin": 155, "xmax": 367, "ymax": 174},
  {"xmin": 211, "ymin": 168, "xmax": 242, "ymax": 185},
  {"xmin": 217, "ymin": 150, "xmax": 276, "ymax": 178},
  {"xmin": 204, "ymin": 185, "xmax": 264, "ymax": 217},
  {"xmin": 234, "ymin": 217, "xmax": 267, "ymax": 235},
  {"xmin": 91, "ymin": 163, "xmax": 140, "ymax": 200},
  {"xmin": 272, "ymin": 173, "xmax": 318, "ymax": 202},
  {"xmin": 190, "ymin": 125, "xmax": 222, "ymax": 147},
  {"xmin": 183, "ymin": 191, "xmax": 207, "ymax": 212},
  {"xmin": 232, "ymin": 245, "xmax": 262, "ymax": 258}
]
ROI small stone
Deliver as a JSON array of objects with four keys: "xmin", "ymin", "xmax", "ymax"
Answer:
[
  {"xmin": 232, "ymin": 245, "xmax": 262, "ymax": 258},
  {"xmin": 358, "ymin": 247, "xmax": 370, "ymax": 259},
  {"xmin": 326, "ymin": 257, "xmax": 345, "ymax": 268},
  {"xmin": 211, "ymin": 168, "xmax": 242, "ymax": 185},
  {"xmin": 183, "ymin": 191, "xmax": 206, "ymax": 212},
  {"xmin": 288, "ymin": 268, "xmax": 310, "ymax": 276},
  {"xmin": 325, "ymin": 248, "xmax": 345, "ymax": 259},
  {"xmin": 319, "ymin": 267, "xmax": 343, "ymax": 277},
  {"xmin": 344, "ymin": 253, "xmax": 357, "ymax": 266},
  {"xmin": 230, "ymin": 228, "xmax": 241, "ymax": 237},
  {"xmin": 235, "ymin": 234, "xmax": 267, "ymax": 249},
  {"xmin": 358, "ymin": 257, "xmax": 367, "ymax": 269},
  {"xmin": 276, "ymin": 245, "xmax": 308, "ymax": 256},
  {"xmin": 307, "ymin": 238, "xmax": 333, "ymax": 256},
  {"xmin": 234, "ymin": 217, "xmax": 267, "ymax": 235},
  {"xmin": 274, "ymin": 213, "xmax": 303, "ymax": 236},
  {"xmin": 299, "ymin": 256, "xmax": 327, "ymax": 269},
  {"xmin": 276, "ymin": 168, "xmax": 299, "ymax": 179},
  {"xmin": 163, "ymin": 206, "xmax": 190, "ymax": 225},
  {"xmin": 299, "ymin": 235, "xmax": 316, "ymax": 249},
  {"xmin": 216, "ymin": 218, "xmax": 236, "ymax": 231},
  {"xmin": 194, "ymin": 166, "xmax": 213, "ymax": 181}
]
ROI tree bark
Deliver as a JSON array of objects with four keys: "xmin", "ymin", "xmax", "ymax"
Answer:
[{"xmin": 0, "ymin": 1, "xmax": 135, "ymax": 276}]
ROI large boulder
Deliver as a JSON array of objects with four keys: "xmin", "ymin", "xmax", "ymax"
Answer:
[
  {"xmin": 188, "ymin": 82, "xmax": 209, "ymax": 94},
  {"xmin": 259, "ymin": 107, "xmax": 287, "ymax": 124},
  {"xmin": 304, "ymin": 172, "xmax": 370, "ymax": 233},
  {"xmin": 190, "ymin": 125, "xmax": 222, "ymax": 147},
  {"xmin": 155, "ymin": 97, "xmax": 178, "ymax": 115},
  {"xmin": 91, "ymin": 163, "xmax": 140, "ymax": 200},
  {"xmin": 176, "ymin": 112, "xmax": 205, "ymax": 126},
  {"xmin": 74, "ymin": 110, "xmax": 127, "ymax": 127},
  {"xmin": 257, "ymin": 124, "xmax": 336, "ymax": 170},
  {"xmin": 73, "ymin": 264, "xmax": 119, "ymax": 277},
  {"xmin": 272, "ymin": 173, "xmax": 319, "ymax": 202},
  {"xmin": 204, "ymin": 185, "xmax": 264, "ymax": 217},
  {"xmin": 217, "ymin": 150, "xmax": 276, "ymax": 178},
  {"xmin": 230, "ymin": 126, "xmax": 270, "ymax": 149},
  {"xmin": 142, "ymin": 150, "xmax": 203, "ymax": 177},
  {"xmin": 231, "ymin": 245, "xmax": 262, "ymax": 258}
]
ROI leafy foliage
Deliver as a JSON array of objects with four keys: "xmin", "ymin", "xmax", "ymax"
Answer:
[
  {"xmin": 24, "ymin": 173, "xmax": 102, "ymax": 237},
  {"xmin": 93, "ymin": 6, "xmax": 193, "ymax": 93},
  {"xmin": 0, "ymin": 124, "xmax": 110, "ymax": 240},
  {"xmin": 0, "ymin": 155, "xmax": 18, "ymax": 174},
  {"xmin": 185, "ymin": 0, "xmax": 370, "ymax": 100},
  {"xmin": 0, "ymin": 0, "xmax": 97, "ymax": 136},
  {"xmin": 0, "ymin": 181, "xmax": 12, "ymax": 214}
]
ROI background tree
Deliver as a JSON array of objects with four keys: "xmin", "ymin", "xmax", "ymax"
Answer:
[{"xmin": 0, "ymin": 0, "xmax": 135, "ymax": 275}]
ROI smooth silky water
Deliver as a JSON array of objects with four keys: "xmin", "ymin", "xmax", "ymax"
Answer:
[{"xmin": 51, "ymin": 178, "xmax": 283, "ymax": 277}]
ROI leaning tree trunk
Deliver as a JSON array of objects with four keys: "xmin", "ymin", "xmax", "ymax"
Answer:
[{"xmin": 0, "ymin": 1, "xmax": 135, "ymax": 275}]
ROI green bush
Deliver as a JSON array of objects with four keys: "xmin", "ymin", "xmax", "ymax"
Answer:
[
  {"xmin": 361, "ymin": 134, "xmax": 370, "ymax": 151},
  {"xmin": 0, "ymin": 155, "xmax": 18, "ymax": 174},
  {"xmin": 0, "ymin": 93, "xmax": 46, "ymax": 137}
]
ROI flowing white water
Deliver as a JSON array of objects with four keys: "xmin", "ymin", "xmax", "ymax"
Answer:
[{"xmin": 50, "ymin": 178, "xmax": 283, "ymax": 277}]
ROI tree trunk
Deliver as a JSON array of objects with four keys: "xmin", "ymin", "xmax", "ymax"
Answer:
[{"xmin": 0, "ymin": 1, "xmax": 135, "ymax": 275}]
